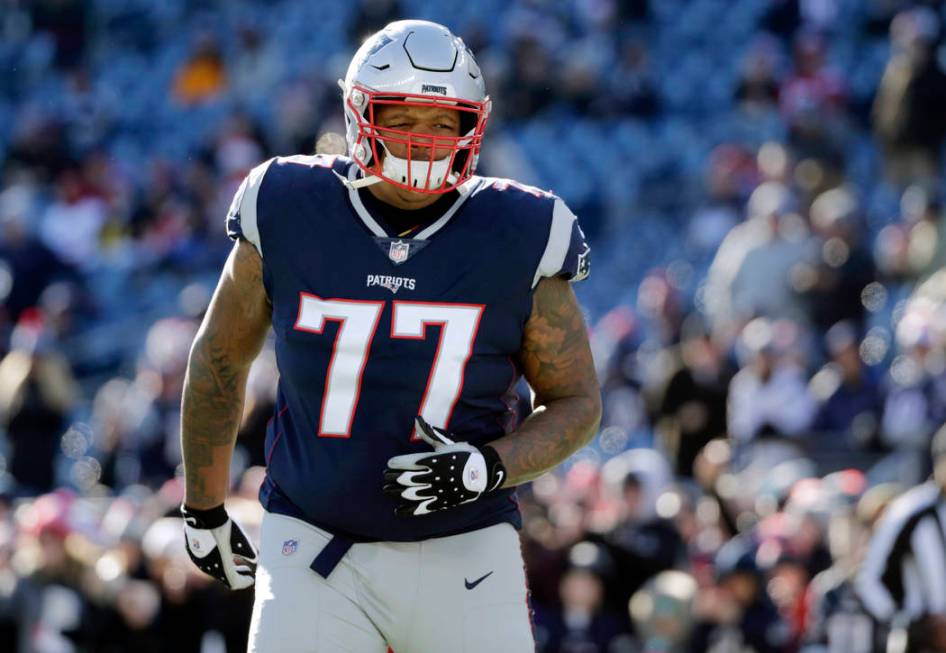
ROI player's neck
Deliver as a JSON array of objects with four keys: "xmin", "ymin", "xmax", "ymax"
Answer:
[
  {"xmin": 365, "ymin": 182, "xmax": 445, "ymax": 211},
  {"xmin": 359, "ymin": 185, "xmax": 458, "ymax": 238}
]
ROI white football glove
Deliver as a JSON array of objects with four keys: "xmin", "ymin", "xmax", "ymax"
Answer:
[
  {"xmin": 383, "ymin": 417, "xmax": 507, "ymax": 516},
  {"xmin": 181, "ymin": 504, "xmax": 258, "ymax": 590}
]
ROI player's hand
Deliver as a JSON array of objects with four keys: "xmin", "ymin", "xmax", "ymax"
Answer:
[
  {"xmin": 181, "ymin": 503, "xmax": 258, "ymax": 590},
  {"xmin": 383, "ymin": 417, "xmax": 507, "ymax": 516}
]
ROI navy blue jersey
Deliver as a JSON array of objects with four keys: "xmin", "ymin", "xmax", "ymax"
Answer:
[{"xmin": 226, "ymin": 154, "xmax": 589, "ymax": 541}]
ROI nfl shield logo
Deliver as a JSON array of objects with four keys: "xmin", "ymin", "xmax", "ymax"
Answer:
[
  {"xmin": 282, "ymin": 539, "xmax": 298, "ymax": 556},
  {"xmin": 388, "ymin": 240, "xmax": 410, "ymax": 264}
]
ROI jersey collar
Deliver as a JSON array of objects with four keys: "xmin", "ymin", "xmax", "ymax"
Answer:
[{"xmin": 344, "ymin": 163, "xmax": 480, "ymax": 240}]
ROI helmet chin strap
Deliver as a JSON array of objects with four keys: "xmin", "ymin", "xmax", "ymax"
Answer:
[{"xmin": 333, "ymin": 171, "xmax": 383, "ymax": 190}]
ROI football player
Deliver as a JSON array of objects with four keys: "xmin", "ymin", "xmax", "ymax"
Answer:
[{"xmin": 180, "ymin": 19, "xmax": 601, "ymax": 652}]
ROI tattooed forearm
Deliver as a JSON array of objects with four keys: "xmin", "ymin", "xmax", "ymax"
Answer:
[
  {"xmin": 491, "ymin": 396, "xmax": 600, "ymax": 486},
  {"xmin": 181, "ymin": 338, "xmax": 250, "ymax": 507},
  {"xmin": 489, "ymin": 277, "xmax": 601, "ymax": 486},
  {"xmin": 181, "ymin": 241, "xmax": 271, "ymax": 508}
]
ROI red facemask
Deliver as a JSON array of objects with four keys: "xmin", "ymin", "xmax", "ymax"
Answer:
[{"xmin": 346, "ymin": 85, "xmax": 490, "ymax": 194}]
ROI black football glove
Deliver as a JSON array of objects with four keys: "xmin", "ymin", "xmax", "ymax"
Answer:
[
  {"xmin": 181, "ymin": 503, "xmax": 258, "ymax": 590},
  {"xmin": 383, "ymin": 417, "xmax": 507, "ymax": 516}
]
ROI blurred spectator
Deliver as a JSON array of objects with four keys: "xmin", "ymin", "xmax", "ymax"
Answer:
[
  {"xmin": 61, "ymin": 69, "xmax": 114, "ymax": 152},
  {"xmin": 878, "ymin": 297, "xmax": 946, "ymax": 459},
  {"xmin": 785, "ymin": 106, "xmax": 847, "ymax": 201},
  {"xmin": 728, "ymin": 318, "xmax": 817, "ymax": 446},
  {"xmin": 687, "ymin": 145, "xmax": 757, "ymax": 260},
  {"xmin": 131, "ymin": 317, "xmax": 198, "ymax": 487},
  {"xmin": 172, "ymin": 34, "xmax": 227, "ymax": 106},
  {"xmin": 810, "ymin": 321, "xmax": 883, "ymax": 448},
  {"xmin": 692, "ymin": 438, "xmax": 742, "ymax": 538},
  {"xmin": 230, "ymin": 26, "xmax": 285, "ymax": 107},
  {"xmin": 534, "ymin": 542, "xmax": 632, "ymax": 653},
  {"xmin": 606, "ymin": 40, "xmax": 659, "ymax": 118},
  {"xmin": 214, "ymin": 113, "xmax": 267, "ymax": 186},
  {"xmin": 29, "ymin": 0, "xmax": 88, "ymax": 70},
  {"xmin": 692, "ymin": 536, "xmax": 792, "ymax": 653},
  {"xmin": 272, "ymin": 75, "xmax": 336, "ymax": 155},
  {"xmin": 900, "ymin": 185, "xmax": 946, "ymax": 283},
  {"xmin": 761, "ymin": 547, "xmax": 812, "ymax": 648},
  {"xmin": 599, "ymin": 450, "xmax": 682, "ymax": 613},
  {"xmin": 93, "ymin": 579, "xmax": 164, "ymax": 652},
  {"xmin": 0, "ymin": 185, "xmax": 73, "ymax": 323},
  {"xmin": 637, "ymin": 269, "xmax": 685, "ymax": 347},
  {"xmin": 559, "ymin": 37, "xmax": 609, "ymax": 117},
  {"xmin": 705, "ymin": 182, "xmax": 816, "ymax": 336},
  {"xmin": 780, "ymin": 32, "xmax": 848, "ymax": 192},
  {"xmin": 595, "ymin": 308, "xmax": 649, "ymax": 443},
  {"xmin": 650, "ymin": 316, "xmax": 733, "ymax": 477},
  {"xmin": 873, "ymin": 7, "xmax": 946, "ymax": 188},
  {"xmin": 782, "ymin": 475, "xmax": 847, "ymax": 578},
  {"xmin": 38, "ymin": 169, "xmax": 108, "ymax": 269},
  {"xmin": 629, "ymin": 570, "xmax": 697, "ymax": 653},
  {"xmin": 9, "ymin": 490, "xmax": 87, "ymax": 652},
  {"xmin": 0, "ymin": 313, "xmax": 77, "ymax": 494},
  {"xmin": 500, "ymin": 36, "xmax": 556, "ymax": 121},
  {"xmin": 735, "ymin": 39, "xmax": 782, "ymax": 115},
  {"xmin": 87, "ymin": 316, "xmax": 198, "ymax": 491},
  {"xmin": 780, "ymin": 31, "xmax": 847, "ymax": 121},
  {"xmin": 796, "ymin": 187, "xmax": 875, "ymax": 333}
]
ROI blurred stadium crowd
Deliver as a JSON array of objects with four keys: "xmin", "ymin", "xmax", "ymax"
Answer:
[{"xmin": 3, "ymin": 0, "xmax": 946, "ymax": 651}]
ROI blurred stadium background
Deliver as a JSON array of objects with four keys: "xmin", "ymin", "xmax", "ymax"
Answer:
[{"xmin": 3, "ymin": 0, "xmax": 946, "ymax": 651}]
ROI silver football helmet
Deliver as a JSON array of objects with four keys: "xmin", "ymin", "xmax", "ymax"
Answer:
[{"xmin": 339, "ymin": 20, "xmax": 490, "ymax": 193}]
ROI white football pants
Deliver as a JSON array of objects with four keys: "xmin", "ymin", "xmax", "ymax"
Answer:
[{"xmin": 248, "ymin": 511, "xmax": 535, "ymax": 653}]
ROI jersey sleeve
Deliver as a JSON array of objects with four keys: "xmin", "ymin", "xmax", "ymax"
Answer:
[
  {"xmin": 531, "ymin": 198, "xmax": 591, "ymax": 288},
  {"xmin": 225, "ymin": 158, "xmax": 275, "ymax": 257}
]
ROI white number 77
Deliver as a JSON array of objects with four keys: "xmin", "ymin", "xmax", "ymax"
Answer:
[{"xmin": 294, "ymin": 295, "xmax": 484, "ymax": 439}]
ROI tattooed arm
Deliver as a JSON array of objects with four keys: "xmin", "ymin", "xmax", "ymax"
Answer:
[
  {"xmin": 181, "ymin": 240, "xmax": 271, "ymax": 509},
  {"xmin": 489, "ymin": 277, "xmax": 602, "ymax": 486}
]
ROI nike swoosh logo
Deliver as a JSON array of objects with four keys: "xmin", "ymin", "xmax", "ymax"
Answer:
[
  {"xmin": 464, "ymin": 571, "xmax": 493, "ymax": 590},
  {"xmin": 492, "ymin": 470, "xmax": 505, "ymax": 491}
]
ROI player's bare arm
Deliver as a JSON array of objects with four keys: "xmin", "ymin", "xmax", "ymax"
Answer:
[
  {"xmin": 490, "ymin": 275, "xmax": 602, "ymax": 486},
  {"xmin": 182, "ymin": 240, "xmax": 271, "ymax": 509}
]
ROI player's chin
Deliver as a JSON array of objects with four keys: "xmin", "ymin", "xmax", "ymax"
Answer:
[
  {"xmin": 392, "ymin": 181, "xmax": 445, "ymax": 200},
  {"xmin": 394, "ymin": 191, "xmax": 434, "ymax": 204}
]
